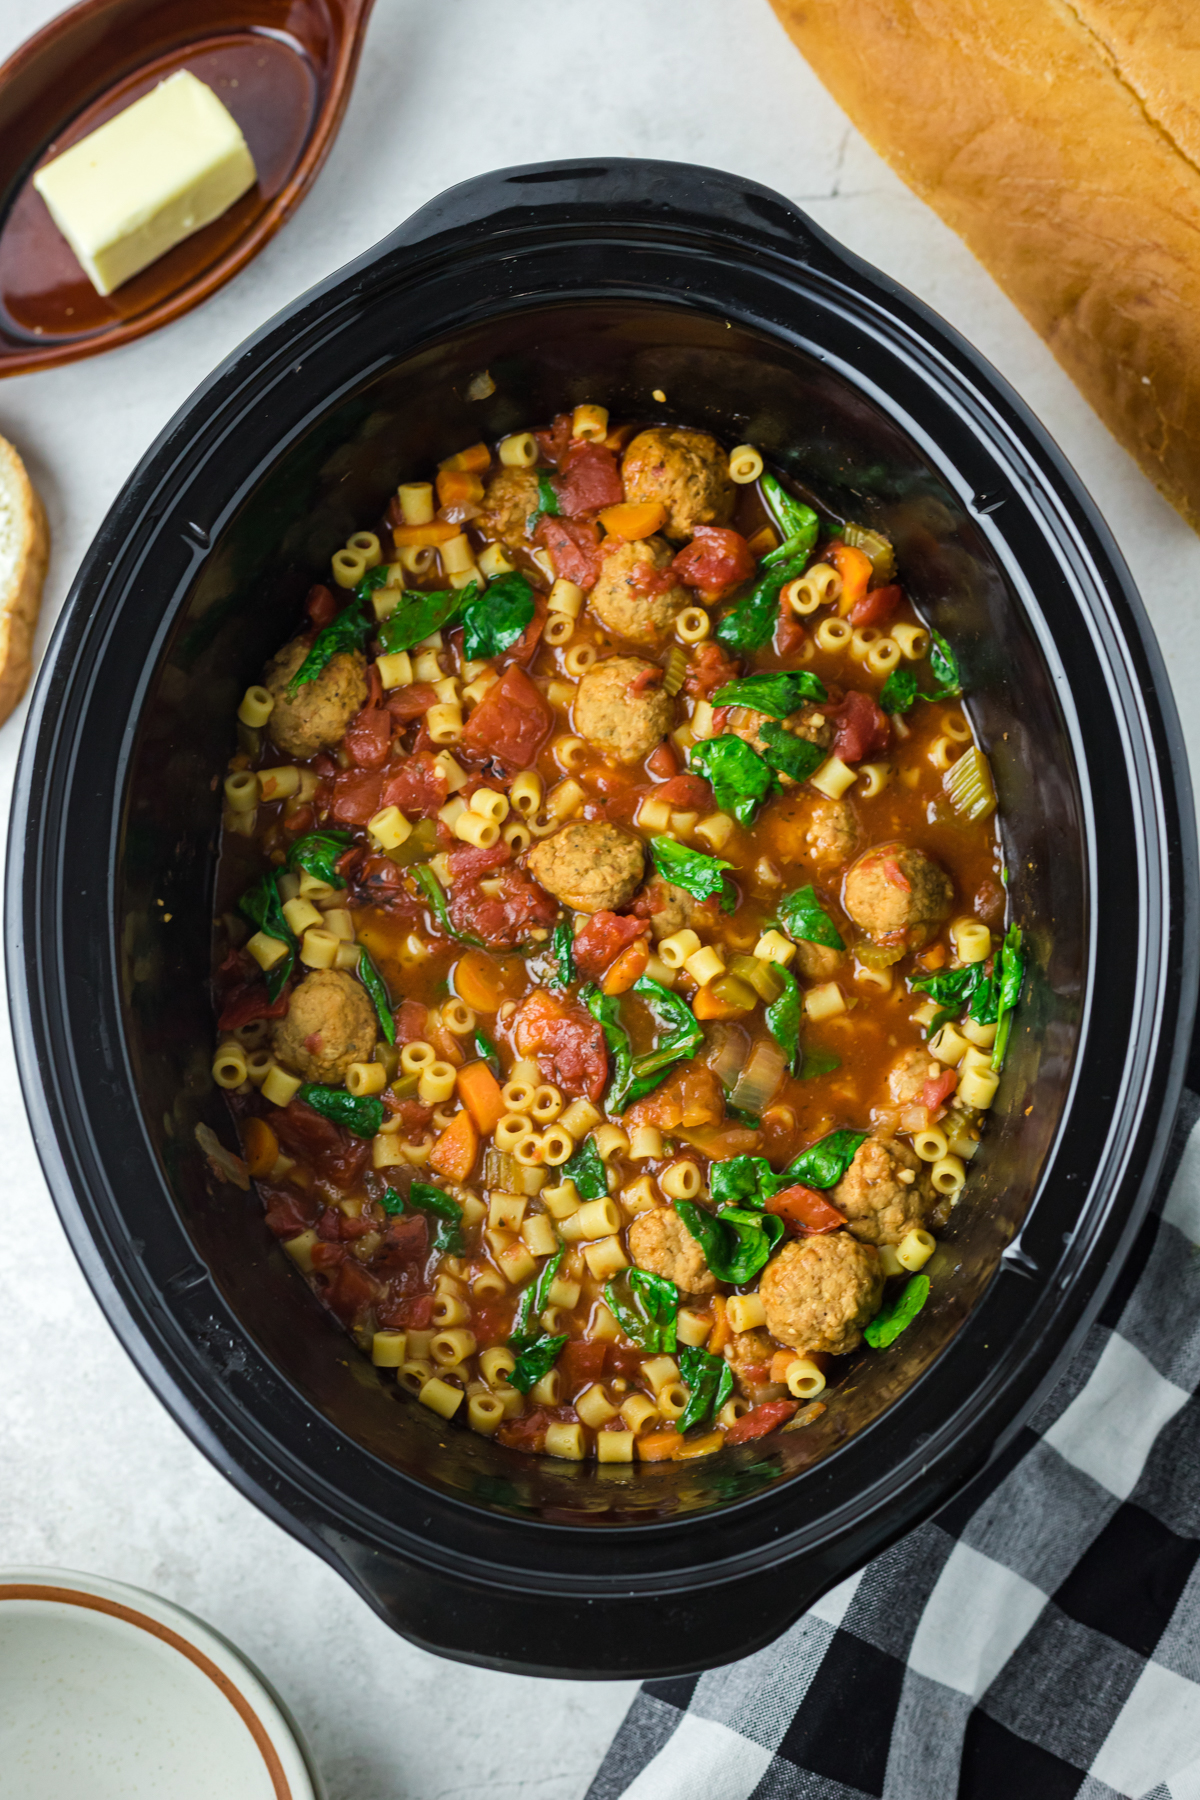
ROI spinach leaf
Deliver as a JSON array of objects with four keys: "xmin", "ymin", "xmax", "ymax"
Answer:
[
  {"xmin": 460, "ymin": 571, "xmax": 535, "ymax": 661},
  {"xmin": 560, "ymin": 1134, "xmax": 607, "ymax": 1200},
  {"xmin": 864, "ymin": 1273, "xmax": 930, "ymax": 1349},
  {"xmin": 287, "ymin": 603, "xmax": 372, "ymax": 695},
  {"xmin": 238, "ymin": 872, "xmax": 295, "ymax": 1002},
  {"xmin": 381, "ymin": 1187, "xmax": 405, "ymax": 1215},
  {"xmin": 508, "ymin": 1333, "xmax": 568, "ymax": 1393},
  {"xmin": 879, "ymin": 668, "xmax": 920, "ymax": 714},
  {"xmin": 710, "ymin": 670, "xmax": 827, "ymax": 717},
  {"xmin": 355, "ymin": 565, "xmax": 392, "ymax": 604},
  {"xmin": 758, "ymin": 720, "xmax": 826, "ymax": 785},
  {"xmin": 991, "ymin": 924, "xmax": 1025, "ymax": 1071},
  {"xmin": 715, "ymin": 554, "xmax": 805, "ymax": 657},
  {"xmin": 649, "ymin": 836, "xmax": 736, "ymax": 912},
  {"xmin": 547, "ymin": 916, "xmax": 576, "ymax": 992},
  {"xmin": 689, "ymin": 735, "xmax": 777, "ymax": 826},
  {"xmin": 412, "ymin": 862, "xmax": 485, "ymax": 949},
  {"xmin": 800, "ymin": 1046, "xmax": 842, "ymax": 1079},
  {"xmin": 537, "ymin": 474, "xmax": 560, "ymax": 517},
  {"xmin": 765, "ymin": 966, "xmax": 803, "ymax": 1075},
  {"xmin": 783, "ymin": 1129, "xmax": 869, "ymax": 1189},
  {"xmin": 297, "ymin": 1084, "xmax": 384, "ymax": 1138},
  {"xmin": 928, "ymin": 631, "xmax": 962, "ymax": 698},
  {"xmin": 603, "ymin": 1269, "xmax": 679, "ymax": 1353},
  {"xmin": 474, "ymin": 1026, "xmax": 501, "ymax": 1075},
  {"xmin": 778, "ymin": 883, "xmax": 844, "ymax": 951},
  {"xmin": 910, "ymin": 961, "xmax": 991, "ymax": 1034},
  {"xmin": 407, "ymin": 1181, "xmax": 465, "ymax": 1254},
  {"xmin": 677, "ymin": 1345, "xmax": 734, "ymax": 1433},
  {"xmin": 582, "ymin": 984, "xmax": 634, "ymax": 1111},
  {"xmin": 624, "ymin": 975, "xmax": 705, "ymax": 1106},
  {"xmin": 675, "ymin": 1200, "xmax": 784, "ymax": 1284},
  {"xmin": 759, "ymin": 473, "xmax": 820, "ymax": 563},
  {"xmin": 357, "ymin": 948, "xmax": 395, "ymax": 1045},
  {"xmin": 511, "ymin": 1249, "xmax": 565, "ymax": 1344},
  {"xmin": 710, "ymin": 1154, "xmax": 781, "ymax": 1208},
  {"xmin": 376, "ymin": 585, "xmax": 473, "ymax": 656},
  {"xmin": 287, "ymin": 829, "xmax": 353, "ymax": 887}
]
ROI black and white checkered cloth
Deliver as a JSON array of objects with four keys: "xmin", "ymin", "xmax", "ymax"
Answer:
[{"xmin": 589, "ymin": 1093, "xmax": 1200, "ymax": 1800}]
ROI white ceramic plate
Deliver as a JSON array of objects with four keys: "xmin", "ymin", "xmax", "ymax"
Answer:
[{"xmin": 0, "ymin": 1567, "xmax": 323, "ymax": 1799}]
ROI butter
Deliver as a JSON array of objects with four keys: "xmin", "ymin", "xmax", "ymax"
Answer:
[{"xmin": 33, "ymin": 70, "xmax": 257, "ymax": 297}]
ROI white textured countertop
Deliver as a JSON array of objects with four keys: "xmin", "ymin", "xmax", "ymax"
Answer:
[{"xmin": 1, "ymin": 3, "xmax": 1196, "ymax": 1796}]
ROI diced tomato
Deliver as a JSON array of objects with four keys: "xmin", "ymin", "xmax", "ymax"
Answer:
[
  {"xmin": 393, "ymin": 1000, "xmax": 429, "ymax": 1046},
  {"xmin": 446, "ymin": 840, "xmax": 511, "ymax": 882},
  {"xmin": 672, "ymin": 526, "xmax": 755, "ymax": 593},
  {"xmin": 386, "ymin": 683, "xmax": 439, "ymax": 723},
  {"xmin": 385, "ymin": 1213, "xmax": 429, "ymax": 1261},
  {"xmin": 449, "ymin": 870, "xmax": 558, "ymax": 950},
  {"xmin": 216, "ymin": 982, "xmax": 291, "ymax": 1031},
  {"xmin": 572, "ymin": 911, "xmax": 649, "ymax": 981},
  {"xmin": 356, "ymin": 855, "xmax": 409, "ymax": 902},
  {"xmin": 535, "ymin": 516, "xmax": 603, "ymax": 590},
  {"xmin": 310, "ymin": 1242, "xmax": 344, "ymax": 1272},
  {"xmin": 269, "ymin": 1101, "xmax": 369, "ymax": 1189},
  {"xmin": 497, "ymin": 1408, "xmax": 551, "ymax": 1453},
  {"xmin": 624, "ymin": 1062, "xmax": 725, "ymax": 1133},
  {"xmin": 627, "ymin": 664, "xmax": 663, "ymax": 697},
  {"xmin": 764, "ymin": 1184, "xmax": 847, "ymax": 1236},
  {"xmin": 851, "ymin": 583, "xmax": 902, "ymax": 629},
  {"xmin": 883, "ymin": 856, "xmax": 912, "ymax": 892},
  {"xmin": 829, "ymin": 689, "xmax": 890, "ymax": 764},
  {"xmin": 653, "ymin": 773, "xmax": 711, "ymax": 810},
  {"xmin": 393, "ymin": 1098, "xmax": 434, "ymax": 1131},
  {"xmin": 501, "ymin": 596, "xmax": 547, "ymax": 669},
  {"xmin": 261, "ymin": 1191, "xmax": 320, "ymax": 1237},
  {"xmin": 320, "ymin": 1257, "xmax": 380, "ymax": 1325},
  {"xmin": 305, "ymin": 583, "xmax": 337, "ymax": 630},
  {"xmin": 513, "ymin": 989, "xmax": 607, "ymax": 1102},
  {"xmin": 724, "ymin": 1399, "xmax": 798, "ymax": 1444},
  {"xmin": 560, "ymin": 1339, "xmax": 607, "ymax": 1393},
  {"xmin": 382, "ymin": 1288, "xmax": 435, "ymax": 1329},
  {"xmin": 626, "ymin": 554, "xmax": 678, "ymax": 598},
  {"xmin": 535, "ymin": 413, "xmax": 573, "ymax": 467},
  {"xmin": 381, "ymin": 750, "xmax": 448, "ymax": 818},
  {"xmin": 924, "ymin": 1069, "xmax": 959, "ymax": 1112},
  {"xmin": 556, "ymin": 441, "xmax": 624, "ymax": 516},
  {"xmin": 646, "ymin": 743, "xmax": 679, "ymax": 780},
  {"xmin": 343, "ymin": 702, "xmax": 392, "ymax": 770},
  {"xmin": 684, "ymin": 639, "xmax": 741, "ymax": 699},
  {"xmin": 775, "ymin": 603, "xmax": 807, "ymax": 658},
  {"xmin": 329, "ymin": 768, "xmax": 384, "ymax": 825},
  {"xmin": 461, "ymin": 665, "xmax": 554, "ymax": 771}
]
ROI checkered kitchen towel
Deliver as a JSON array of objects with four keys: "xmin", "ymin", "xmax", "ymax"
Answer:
[{"xmin": 589, "ymin": 1093, "xmax": 1200, "ymax": 1800}]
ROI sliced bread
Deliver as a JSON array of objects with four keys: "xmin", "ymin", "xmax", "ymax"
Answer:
[{"xmin": 0, "ymin": 433, "xmax": 49, "ymax": 727}]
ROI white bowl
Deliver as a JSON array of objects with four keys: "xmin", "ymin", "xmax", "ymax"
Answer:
[{"xmin": 0, "ymin": 1567, "xmax": 323, "ymax": 1799}]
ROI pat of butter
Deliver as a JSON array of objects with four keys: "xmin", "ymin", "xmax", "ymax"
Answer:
[{"xmin": 32, "ymin": 70, "xmax": 257, "ymax": 297}]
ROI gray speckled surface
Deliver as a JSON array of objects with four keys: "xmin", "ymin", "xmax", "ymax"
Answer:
[{"xmin": 1, "ymin": 3, "xmax": 1196, "ymax": 1796}]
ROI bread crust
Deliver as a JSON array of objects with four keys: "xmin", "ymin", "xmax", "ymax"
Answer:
[
  {"xmin": 0, "ymin": 434, "xmax": 49, "ymax": 726},
  {"xmin": 768, "ymin": 0, "xmax": 1200, "ymax": 529}
]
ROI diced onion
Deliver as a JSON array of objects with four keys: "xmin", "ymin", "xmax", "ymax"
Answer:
[{"xmin": 729, "ymin": 1038, "xmax": 786, "ymax": 1115}]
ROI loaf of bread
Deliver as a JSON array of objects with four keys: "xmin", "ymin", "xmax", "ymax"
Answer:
[
  {"xmin": 768, "ymin": 0, "xmax": 1200, "ymax": 529},
  {"xmin": 0, "ymin": 433, "xmax": 49, "ymax": 727}
]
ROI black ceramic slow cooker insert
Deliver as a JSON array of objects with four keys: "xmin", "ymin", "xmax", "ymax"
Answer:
[{"xmin": 8, "ymin": 160, "xmax": 1196, "ymax": 1677}]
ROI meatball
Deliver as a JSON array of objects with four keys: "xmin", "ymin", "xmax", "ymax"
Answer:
[
  {"xmin": 724, "ymin": 1329, "xmax": 788, "ymax": 1405},
  {"xmin": 271, "ymin": 968, "xmax": 377, "ymax": 1085},
  {"xmin": 263, "ymin": 637, "xmax": 368, "ymax": 761},
  {"xmin": 588, "ymin": 536, "xmax": 688, "ymax": 645},
  {"xmin": 574, "ymin": 657, "xmax": 674, "ymax": 764},
  {"xmin": 887, "ymin": 1047, "xmax": 941, "ymax": 1108},
  {"xmin": 477, "ymin": 467, "xmax": 540, "ymax": 552},
  {"xmin": 645, "ymin": 879, "xmax": 708, "ymax": 943},
  {"xmin": 766, "ymin": 794, "xmax": 860, "ymax": 872},
  {"xmin": 760, "ymin": 1233, "xmax": 884, "ymax": 1357},
  {"xmin": 628, "ymin": 1205, "xmax": 716, "ymax": 1297},
  {"xmin": 794, "ymin": 939, "xmax": 843, "ymax": 981},
  {"xmin": 527, "ymin": 820, "xmax": 644, "ymax": 914},
  {"xmin": 621, "ymin": 428, "xmax": 735, "ymax": 540},
  {"xmin": 833, "ymin": 1135, "xmax": 933, "ymax": 1247},
  {"xmin": 843, "ymin": 842, "xmax": 953, "ymax": 945}
]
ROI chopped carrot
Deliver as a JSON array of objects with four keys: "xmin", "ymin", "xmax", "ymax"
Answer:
[
  {"xmin": 453, "ymin": 948, "xmax": 508, "ymax": 1013},
  {"xmin": 603, "ymin": 423, "xmax": 637, "ymax": 452},
  {"xmin": 636, "ymin": 1429, "xmax": 681, "ymax": 1462},
  {"xmin": 601, "ymin": 938, "xmax": 650, "ymax": 996},
  {"xmin": 439, "ymin": 442, "xmax": 491, "ymax": 474},
  {"xmin": 391, "ymin": 519, "xmax": 461, "ymax": 547},
  {"xmin": 692, "ymin": 985, "xmax": 752, "ymax": 1021},
  {"xmin": 456, "ymin": 1060, "xmax": 507, "ymax": 1135},
  {"xmin": 677, "ymin": 1429, "xmax": 725, "ymax": 1459},
  {"xmin": 770, "ymin": 1350, "xmax": 798, "ymax": 1383},
  {"xmin": 829, "ymin": 542, "xmax": 873, "ymax": 616},
  {"xmin": 918, "ymin": 943, "xmax": 947, "ymax": 971},
  {"xmin": 782, "ymin": 1400, "xmax": 827, "ymax": 1432},
  {"xmin": 241, "ymin": 1117, "xmax": 278, "ymax": 1180},
  {"xmin": 598, "ymin": 500, "xmax": 667, "ymax": 540},
  {"xmin": 746, "ymin": 524, "xmax": 778, "ymax": 559},
  {"xmin": 428, "ymin": 1107, "xmax": 479, "ymax": 1183},
  {"xmin": 708, "ymin": 1294, "xmax": 731, "ymax": 1357},
  {"xmin": 436, "ymin": 469, "xmax": 484, "ymax": 508}
]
